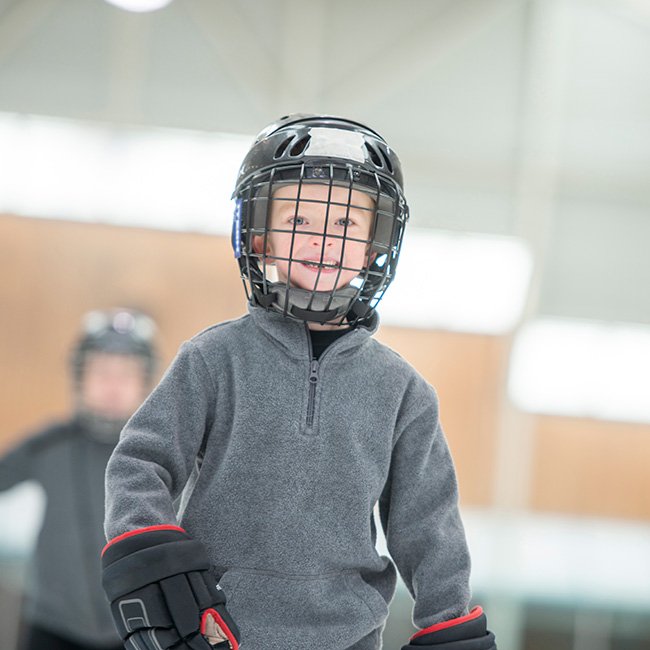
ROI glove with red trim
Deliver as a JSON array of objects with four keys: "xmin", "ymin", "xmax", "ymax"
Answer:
[
  {"xmin": 101, "ymin": 525, "xmax": 240, "ymax": 650},
  {"xmin": 400, "ymin": 606, "xmax": 496, "ymax": 649}
]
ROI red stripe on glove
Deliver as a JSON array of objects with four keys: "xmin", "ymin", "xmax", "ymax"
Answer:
[
  {"xmin": 101, "ymin": 525, "xmax": 186, "ymax": 556},
  {"xmin": 201, "ymin": 608, "xmax": 240, "ymax": 650},
  {"xmin": 411, "ymin": 606, "xmax": 484, "ymax": 640}
]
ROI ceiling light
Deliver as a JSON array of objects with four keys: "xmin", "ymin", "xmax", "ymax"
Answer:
[
  {"xmin": 0, "ymin": 112, "xmax": 251, "ymax": 233},
  {"xmin": 104, "ymin": 0, "xmax": 174, "ymax": 13},
  {"xmin": 379, "ymin": 229, "xmax": 532, "ymax": 334},
  {"xmin": 509, "ymin": 318, "xmax": 650, "ymax": 423}
]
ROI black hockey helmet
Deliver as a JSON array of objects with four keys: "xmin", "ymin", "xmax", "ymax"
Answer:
[
  {"xmin": 231, "ymin": 114, "xmax": 409, "ymax": 326},
  {"xmin": 71, "ymin": 308, "xmax": 158, "ymax": 382}
]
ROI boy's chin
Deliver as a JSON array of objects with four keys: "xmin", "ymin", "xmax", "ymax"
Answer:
[
  {"xmin": 278, "ymin": 267, "xmax": 359, "ymax": 293},
  {"xmin": 283, "ymin": 277, "xmax": 351, "ymax": 293}
]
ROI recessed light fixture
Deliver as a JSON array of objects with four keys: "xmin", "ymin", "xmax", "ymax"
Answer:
[{"xmin": 104, "ymin": 0, "xmax": 173, "ymax": 13}]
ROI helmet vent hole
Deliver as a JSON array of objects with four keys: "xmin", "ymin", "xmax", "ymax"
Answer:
[
  {"xmin": 274, "ymin": 137, "xmax": 293, "ymax": 159},
  {"xmin": 365, "ymin": 143, "xmax": 383, "ymax": 169},
  {"xmin": 379, "ymin": 147, "xmax": 394, "ymax": 173},
  {"xmin": 289, "ymin": 135, "xmax": 311, "ymax": 157}
]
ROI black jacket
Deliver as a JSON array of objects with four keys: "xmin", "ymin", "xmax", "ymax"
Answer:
[{"xmin": 0, "ymin": 419, "xmax": 120, "ymax": 646}]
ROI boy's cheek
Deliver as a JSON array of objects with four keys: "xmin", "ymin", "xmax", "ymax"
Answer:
[{"xmin": 252, "ymin": 234, "xmax": 274, "ymax": 257}]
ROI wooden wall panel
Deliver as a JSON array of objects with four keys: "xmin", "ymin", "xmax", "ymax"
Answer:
[
  {"xmin": 5, "ymin": 215, "xmax": 650, "ymax": 520},
  {"xmin": 376, "ymin": 328, "xmax": 505, "ymax": 507},
  {"xmin": 0, "ymin": 214, "xmax": 247, "ymax": 449},
  {"xmin": 530, "ymin": 416, "xmax": 650, "ymax": 520},
  {"xmin": 1, "ymin": 215, "xmax": 504, "ymax": 508}
]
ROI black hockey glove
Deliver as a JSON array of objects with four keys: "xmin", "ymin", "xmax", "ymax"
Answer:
[
  {"xmin": 101, "ymin": 525, "xmax": 240, "ymax": 650},
  {"xmin": 400, "ymin": 607, "xmax": 496, "ymax": 650}
]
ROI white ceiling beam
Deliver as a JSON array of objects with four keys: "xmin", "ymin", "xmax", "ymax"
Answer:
[
  {"xmin": 324, "ymin": 0, "xmax": 523, "ymax": 113},
  {"xmin": 509, "ymin": 0, "xmax": 572, "ymax": 304},
  {"xmin": 182, "ymin": 0, "xmax": 280, "ymax": 120},
  {"xmin": 103, "ymin": 9, "xmax": 152, "ymax": 121},
  {"xmin": 607, "ymin": 0, "xmax": 650, "ymax": 29},
  {"xmin": 0, "ymin": 0, "xmax": 62, "ymax": 68},
  {"xmin": 491, "ymin": 0, "xmax": 573, "ymax": 510},
  {"xmin": 273, "ymin": 0, "xmax": 326, "ymax": 114}
]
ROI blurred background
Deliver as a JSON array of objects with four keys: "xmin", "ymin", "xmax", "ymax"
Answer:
[{"xmin": 1, "ymin": 0, "xmax": 650, "ymax": 648}]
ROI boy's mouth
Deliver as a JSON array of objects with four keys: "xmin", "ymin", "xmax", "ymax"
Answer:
[{"xmin": 299, "ymin": 259, "xmax": 339, "ymax": 274}]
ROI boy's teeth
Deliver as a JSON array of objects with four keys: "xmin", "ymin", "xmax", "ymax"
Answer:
[{"xmin": 304, "ymin": 261, "xmax": 336, "ymax": 268}]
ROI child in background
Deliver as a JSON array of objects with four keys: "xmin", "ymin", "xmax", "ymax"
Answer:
[
  {"xmin": 0, "ymin": 309, "xmax": 157, "ymax": 650},
  {"xmin": 100, "ymin": 115, "xmax": 497, "ymax": 650}
]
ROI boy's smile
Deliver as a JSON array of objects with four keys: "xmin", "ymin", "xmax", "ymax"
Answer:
[{"xmin": 252, "ymin": 183, "xmax": 376, "ymax": 293}]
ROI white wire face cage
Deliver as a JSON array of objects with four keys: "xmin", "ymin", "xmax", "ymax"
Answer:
[{"xmin": 231, "ymin": 117, "xmax": 409, "ymax": 327}]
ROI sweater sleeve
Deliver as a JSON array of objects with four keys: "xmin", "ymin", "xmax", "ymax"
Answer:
[
  {"xmin": 378, "ymin": 380, "xmax": 471, "ymax": 629},
  {"xmin": 104, "ymin": 340, "xmax": 216, "ymax": 540}
]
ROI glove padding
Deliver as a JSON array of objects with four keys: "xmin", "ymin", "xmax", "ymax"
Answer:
[
  {"xmin": 401, "ymin": 606, "xmax": 496, "ymax": 650},
  {"xmin": 101, "ymin": 526, "xmax": 240, "ymax": 650}
]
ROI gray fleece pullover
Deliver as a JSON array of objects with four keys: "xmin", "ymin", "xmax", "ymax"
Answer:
[
  {"xmin": 0, "ymin": 420, "xmax": 121, "ymax": 646},
  {"xmin": 105, "ymin": 304, "xmax": 472, "ymax": 650}
]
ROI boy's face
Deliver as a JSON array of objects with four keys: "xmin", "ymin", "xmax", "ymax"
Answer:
[
  {"xmin": 252, "ymin": 183, "xmax": 376, "ymax": 293},
  {"xmin": 80, "ymin": 352, "xmax": 149, "ymax": 420}
]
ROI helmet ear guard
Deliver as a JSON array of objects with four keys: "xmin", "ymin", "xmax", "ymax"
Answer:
[{"xmin": 232, "ymin": 115, "xmax": 409, "ymax": 326}]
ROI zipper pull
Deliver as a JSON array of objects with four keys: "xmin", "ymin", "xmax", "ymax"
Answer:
[{"xmin": 309, "ymin": 360, "xmax": 319, "ymax": 383}]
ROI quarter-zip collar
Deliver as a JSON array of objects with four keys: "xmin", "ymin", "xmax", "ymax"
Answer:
[{"xmin": 247, "ymin": 302, "xmax": 379, "ymax": 360}]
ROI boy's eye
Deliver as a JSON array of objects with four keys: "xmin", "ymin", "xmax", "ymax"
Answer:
[
  {"xmin": 336, "ymin": 217, "xmax": 354, "ymax": 227},
  {"xmin": 289, "ymin": 215, "xmax": 306, "ymax": 226}
]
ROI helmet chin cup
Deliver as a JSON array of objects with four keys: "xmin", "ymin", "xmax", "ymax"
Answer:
[{"xmin": 254, "ymin": 283, "xmax": 361, "ymax": 325}]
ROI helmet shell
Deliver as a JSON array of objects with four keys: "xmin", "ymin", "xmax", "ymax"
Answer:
[{"xmin": 234, "ymin": 114, "xmax": 405, "ymax": 193}]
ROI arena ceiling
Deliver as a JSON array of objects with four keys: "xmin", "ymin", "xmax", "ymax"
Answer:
[{"xmin": 1, "ymin": 0, "xmax": 649, "ymax": 324}]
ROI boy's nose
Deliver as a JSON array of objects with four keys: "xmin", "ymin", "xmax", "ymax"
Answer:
[{"xmin": 308, "ymin": 233, "xmax": 335, "ymax": 248}]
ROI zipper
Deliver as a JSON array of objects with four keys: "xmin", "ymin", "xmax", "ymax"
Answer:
[
  {"xmin": 303, "ymin": 324, "xmax": 359, "ymax": 432},
  {"xmin": 305, "ymin": 325, "xmax": 318, "ymax": 431},
  {"xmin": 306, "ymin": 359, "xmax": 319, "ymax": 429}
]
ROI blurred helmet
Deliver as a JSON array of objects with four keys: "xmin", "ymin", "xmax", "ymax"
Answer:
[
  {"xmin": 71, "ymin": 308, "xmax": 158, "ymax": 382},
  {"xmin": 231, "ymin": 114, "xmax": 409, "ymax": 327},
  {"xmin": 70, "ymin": 308, "xmax": 159, "ymax": 443}
]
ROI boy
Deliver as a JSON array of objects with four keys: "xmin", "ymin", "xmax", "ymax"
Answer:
[
  {"xmin": 100, "ymin": 115, "xmax": 497, "ymax": 650},
  {"xmin": 0, "ymin": 308, "xmax": 157, "ymax": 650}
]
